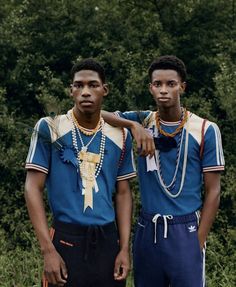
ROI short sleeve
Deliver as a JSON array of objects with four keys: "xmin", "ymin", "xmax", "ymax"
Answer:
[
  {"xmin": 116, "ymin": 129, "xmax": 136, "ymax": 181},
  {"xmin": 201, "ymin": 123, "xmax": 225, "ymax": 172},
  {"xmin": 25, "ymin": 118, "xmax": 51, "ymax": 174}
]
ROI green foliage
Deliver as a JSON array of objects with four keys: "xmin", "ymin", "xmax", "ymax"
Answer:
[
  {"xmin": 0, "ymin": 228, "xmax": 42, "ymax": 287},
  {"xmin": 0, "ymin": 0, "xmax": 235, "ymax": 286},
  {"xmin": 206, "ymin": 230, "xmax": 236, "ymax": 287},
  {"xmin": 214, "ymin": 57, "xmax": 236, "ymax": 162},
  {"xmin": 0, "ymin": 90, "xmax": 34, "ymax": 247}
]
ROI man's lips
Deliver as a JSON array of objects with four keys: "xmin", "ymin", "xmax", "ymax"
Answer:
[
  {"xmin": 157, "ymin": 97, "xmax": 170, "ymax": 102},
  {"xmin": 80, "ymin": 100, "xmax": 93, "ymax": 105}
]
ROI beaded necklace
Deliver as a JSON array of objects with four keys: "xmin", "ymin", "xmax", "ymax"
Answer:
[
  {"xmin": 155, "ymin": 110, "xmax": 189, "ymax": 198},
  {"xmin": 69, "ymin": 111, "xmax": 106, "ymax": 210},
  {"xmin": 69, "ymin": 111, "xmax": 106, "ymax": 178},
  {"xmin": 155, "ymin": 108, "xmax": 188, "ymax": 138},
  {"xmin": 72, "ymin": 109, "xmax": 101, "ymax": 136}
]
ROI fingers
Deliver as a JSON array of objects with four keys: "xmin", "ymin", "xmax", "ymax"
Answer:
[
  {"xmin": 44, "ymin": 255, "xmax": 67, "ymax": 286},
  {"xmin": 119, "ymin": 265, "xmax": 129, "ymax": 280},
  {"xmin": 136, "ymin": 135, "xmax": 155, "ymax": 157},
  {"xmin": 135, "ymin": 134, "xmax": 142, "ymax": 153},
  {"xmin": 114, "ymin": 263, "xmax": 129, "ymax": 281},
  {"xmin": 114, "ymin": 258, "xmax": 120, "ymax": 279},
  {"xmin": 114, "ymin": 254, "xmax": 130, "ymax": 281},
  {"xmin": 149, "ymin": 140, "xmax": 156, "ymax": 157},
  {"xmin": 61, "ymin": 260, "xmax": 68, "ymax": 281},
  {"xmin": 44, "ymin": 269, "xmax": 67, "ymax": 286},
  {"xmin": 131, "ymin": 123, "xmax": 155, "ymax": 157},
  {"xmin": 138, "ymin": 140, "xmax": 147, "ymax": 157},
  {"xmin": 139, "ymin": 138, "xmax": 155, "ymax": 157},
  {"xmin": 137, "ymin": 135, "xmax": 155, "ymax": 157}
]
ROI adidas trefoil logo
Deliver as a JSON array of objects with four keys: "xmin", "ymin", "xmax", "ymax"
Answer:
[{"xmin": 188, "ymin": 225, "xmax": 196, "ymax": 232}]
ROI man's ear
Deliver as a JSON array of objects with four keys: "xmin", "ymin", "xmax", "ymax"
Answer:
[
  {"xmin": 180, "ymin": 82, "xmax": 186, "ymax": 94},
  {"xmin": 103, "ymin": 84, "xmax": 109, "ymax": 97},
  {"xmin": 69, "ymin": 84, "xmax": 73, "ymax": 98},
  {"xmin": 149, "ymin": 83, "xmax": 154, "ymax": 95}
]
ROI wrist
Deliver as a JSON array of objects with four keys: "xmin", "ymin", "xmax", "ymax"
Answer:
[
  {"xmin": 40, "ymin": 242, "xmax": 56, "ymax": 255},
  {"xmin": 129, "ymin": 121, "xmax": 141, "ymax": 130},
  {"xmin": 198, "ymin": 230, "xmax": 207, "ymax": 243},
  {"xmin": 119, "ymin": 245, "xmax": 129, "ymax": 252}
]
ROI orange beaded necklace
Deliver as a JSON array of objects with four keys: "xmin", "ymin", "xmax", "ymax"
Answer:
[
  {"xmin": 72, "ymin": 109, "xmax": 102, "ymax": 136},
  {"xmin": 155, "ymin": 108, "xmax": 188, "ymax": 138}
]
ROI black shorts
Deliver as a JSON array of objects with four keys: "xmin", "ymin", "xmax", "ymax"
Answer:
[{"xmin": 44, "ymin": 220, "xmax": 126, "ymax": 287}]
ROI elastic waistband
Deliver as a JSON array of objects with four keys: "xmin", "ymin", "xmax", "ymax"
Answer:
[
  {"xmin": 52, "ymin": 220, "xmax": 117, "ymax": 235},
  {"xmin": 140, "ymin": 211, "xmax": 198, "ymax": 224}
]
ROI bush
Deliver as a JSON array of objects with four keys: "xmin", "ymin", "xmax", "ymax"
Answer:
[{"xmin": 0, "ymin": 229, "xmax": 42, "ymax": 287}]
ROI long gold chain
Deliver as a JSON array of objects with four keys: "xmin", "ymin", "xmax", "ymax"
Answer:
[
  {"xmin": 155, "ymin": 108, "xmax": 188, "ymax": 138},
  {"xmin": 72, "ymin": 109, "xmax": 101, "ymax": 136}
]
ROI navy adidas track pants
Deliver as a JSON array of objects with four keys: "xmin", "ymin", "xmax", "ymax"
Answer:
[{"xmin": 133, "ymin": 211, "xmax": 205, "ymax": 287}]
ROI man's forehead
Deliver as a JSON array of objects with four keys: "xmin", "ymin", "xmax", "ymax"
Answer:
[
  {"xmin": 152, "ymin": 69, "xmax": 181, "ymax": 81},
  {"xmin": 73, "ymin": 70, "xmax": 101, "ymax": 81}
]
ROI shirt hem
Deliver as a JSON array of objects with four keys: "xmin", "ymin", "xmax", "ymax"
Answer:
[
  {"xmin": 117, "ymin": 172, "xmax": 136, "ymax": 181},
  {"xmin": 203, "ymin": 166, "xmax": 224, "ymax": 172},
  {"xmin": 25, "ymin": 163, "xmax": 48, "ymax": 174}
]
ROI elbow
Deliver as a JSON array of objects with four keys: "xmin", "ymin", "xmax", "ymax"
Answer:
[
  {"xmin": 212, "ymin": 188, "xmax": 221, "ymax": 208},
  {"xmin": 215, "ymin": 185, "xmax": 221, "ymax": 200},
  {"xmin": 205, "ymin": 186, "xmax": 221, "ymax": 207},
  {"xmin": 24, "ymin": 182, "xmax": 31, "ymax": 203},
  {"xmin": 215, "ymin": 191, "xmax": 220, "ymax": 208},
  {"xmin": 24, "ymin": 180, "xmax": 29, "ymax": 196}
]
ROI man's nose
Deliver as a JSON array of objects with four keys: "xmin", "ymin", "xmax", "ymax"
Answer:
[
  {"xmin": 81, "ymin": 85, "xmax": 90, "ymax": 96},
  {"xmin": 160, "ymin": 84, "xmax": 168, "ymax": 94}
]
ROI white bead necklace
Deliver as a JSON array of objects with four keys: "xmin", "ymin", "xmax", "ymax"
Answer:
[
  {"xmin": 69, "ymin": 112, "xmax": 106, "ymax": 178},
  {"xmin": 157, "ymin": 128, "xmax": 184, "ymax": 189},
  {"xmin": 155, "ymin": 116, "xmax": 189, "ymax": 198}
]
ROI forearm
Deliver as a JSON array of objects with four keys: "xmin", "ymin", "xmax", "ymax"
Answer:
[
  {"xmin": 25, "ymin": 172, "xmax": 54, "ymax": 254},
  {"xmin": 102, "ymin": 110, "xmax": 155, "ymax": 156},
  {"xmin": 198, "ymin": 190, "xmax": 220, "ymax": 243},
  {"xmin": 198, "ymin": 172, "xmax": 221, "ymax": 246},
  {"xmin": 115, "ymin": 184, "xmax": 132, "ymax": 251},
  {"xmin": 25, "ymin": 171, "xmax": 67, "ymax": 284},
  {"xmin": 102, "ymin": 110, "xmax": 135, "ymax": 129},
  {"xmin": 25, "ymin": 188, "xmax": 55, "ymax": 253}
]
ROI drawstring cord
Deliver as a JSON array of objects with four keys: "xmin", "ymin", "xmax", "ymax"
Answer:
[
  {"xmin": 152, "ymin": 214, "xmax": 173, "ymax": 244},
  {"xmin": 84, "ymin": 226, "xmax": 106, "ymax": 261}
]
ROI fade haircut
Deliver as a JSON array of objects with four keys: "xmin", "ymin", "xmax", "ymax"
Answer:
[
  {"xmin": 71, "ymin": 58, "xmax": 106, "ymax": 83},
  {"xmin": 148, "ymin": 55, "xmax": 187, "ymax": 82}
]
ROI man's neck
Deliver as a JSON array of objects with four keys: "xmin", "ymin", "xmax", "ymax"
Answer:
[
  {"xmin": 73, "ymin": 108, "xmax": 101, "ymax": 129},
  {"xmin": 157, "ymin": 106, "xmax": 182, "ymax": 122}
]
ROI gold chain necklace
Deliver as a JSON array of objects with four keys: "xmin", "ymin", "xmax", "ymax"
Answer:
[
  {"xmin": 72, "ymin": 109, "xmax": 101, "ymax": 136},
  {"xmin": 155, "ymin": 108, "xmax": 188, "ymax": 138}
]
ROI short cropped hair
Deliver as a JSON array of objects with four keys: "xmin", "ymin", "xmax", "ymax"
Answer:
[
  {"xmin": 148, "ymin": 55, "xmax": 187, "ymax": 82},
  {"xmin": 71, "ymin": 58, "xmax": 106, "ymax": 83}
]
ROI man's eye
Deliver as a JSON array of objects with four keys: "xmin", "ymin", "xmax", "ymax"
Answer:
[
  {"xmin": 153, "ymin": 82, "xmax": 161, "ymax": 87},
  {"xmin": 168, "ymin": 82, "xmax": 177, "ymax": 87},
  {"xmin": 73, "ymin": 83, "xmax": 82, "ymax": 89},
  {"xmin": 90, "ymin": 83, "xmax": 99, "ymax": 88}
]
